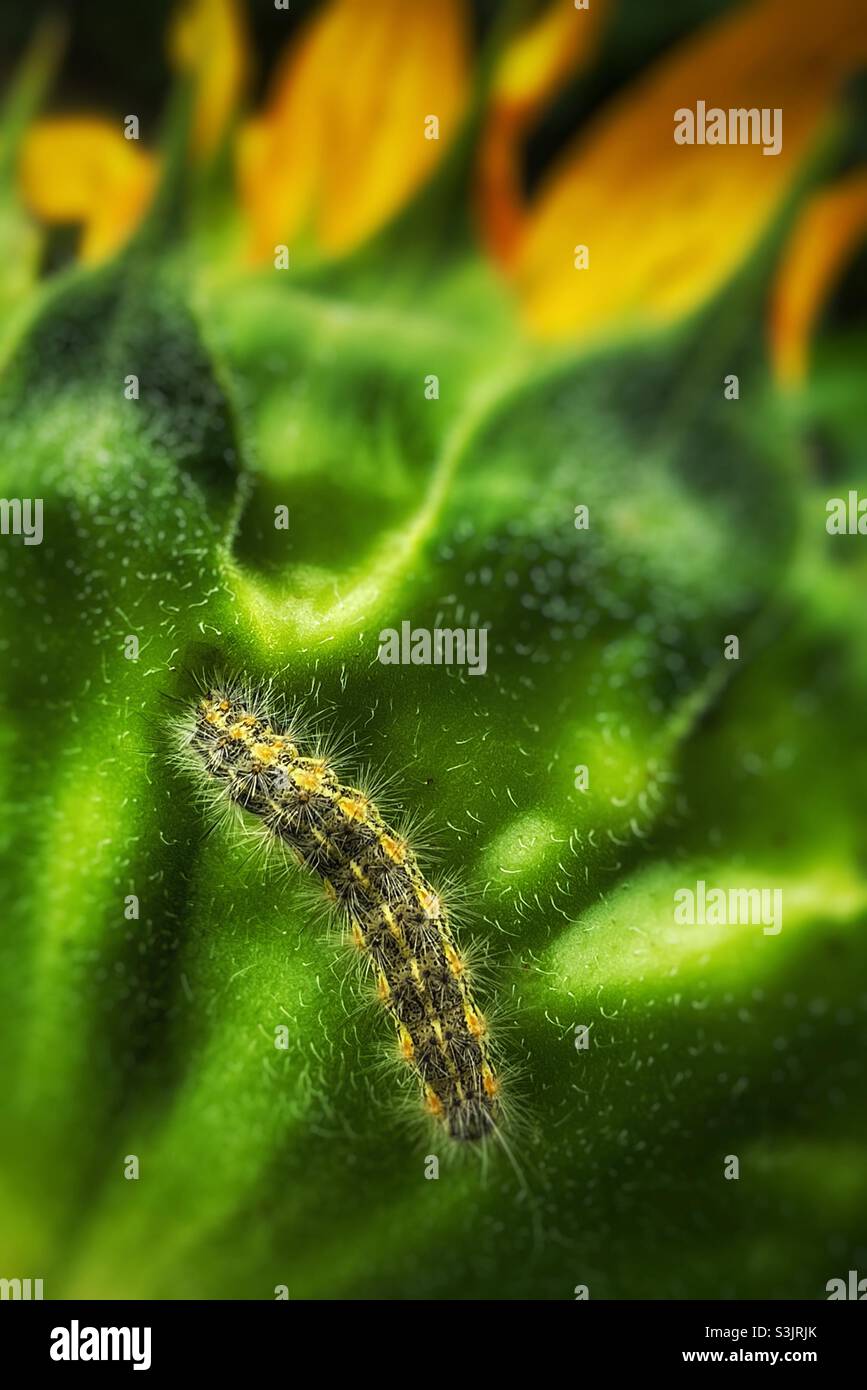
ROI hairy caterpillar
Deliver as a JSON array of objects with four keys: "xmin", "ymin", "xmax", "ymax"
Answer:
[{"xmin": 180, "ymin": 681, "xmax": 501, "ymax": 1142}]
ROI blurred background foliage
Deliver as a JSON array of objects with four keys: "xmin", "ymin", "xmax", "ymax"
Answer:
[{"xmin": 0, "ymin": 0, "xmax": 866, "ymax": 1299}]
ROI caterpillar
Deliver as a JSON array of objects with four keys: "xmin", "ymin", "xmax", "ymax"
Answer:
[{"xmin": 180, "ymin": 681, "xmax": 501, "ymax": 1143}]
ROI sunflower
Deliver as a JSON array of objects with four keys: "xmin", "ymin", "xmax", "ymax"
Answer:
[
  {"xmin": 2, "ymin": 0, "xmax": 867, "ymax": 1303},
  {"xmin": 12, "ymin": 0, "xmax": 867, "ymax": 377}
]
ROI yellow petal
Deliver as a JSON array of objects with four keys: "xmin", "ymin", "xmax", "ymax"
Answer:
[
  {"xmin": 19, "ymin": 118, "xmax": 158, "ymax": 263},
  {"xmin": 513, "ymin": 0, "xmax": 867, "ymax": 342},
  {"xmin": 237, "ymin": 46, "xmax": 322, "ymax": 263},
  {"xmin": 770, "ymin": 169, "xmax": 867, "ymax": 386},
  {"xmin": 238, "ymin": 0, "xmax": 470, "ymax": 260},
  {"xmin": 169, "ymin": 0, "xmax": 250, "ymax": 160},
  {"xmin": 479, "ymin": 0, "xmax": 609, "ymax": 264}
]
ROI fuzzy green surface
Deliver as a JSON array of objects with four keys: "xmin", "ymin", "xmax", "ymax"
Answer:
[{"xmin": 1, "ymin": 75, "xmax": 866, "ymax": 1299}]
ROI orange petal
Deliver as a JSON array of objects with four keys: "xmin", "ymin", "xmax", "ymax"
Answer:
[
  {"xmin": 19, "ymin": 118, "xmax": 158, "ymax": 263},
  {"xmin": 769, "ymin": 169, "xmax": 867, "ymax": 386},
  {"xmin": 513, "ymin": 0, "xmax": 867, "ymax": 342},
  {"xmin": 169, "ymin": 0, "xmax": 250, "ymax": 160},
  {"xmin": 479, "ymin": 0, "xmax": 609, "ymax": 265},
  {"xmin": 238, "ymin": 0, "xmax": 470, "ymax": 261}
]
